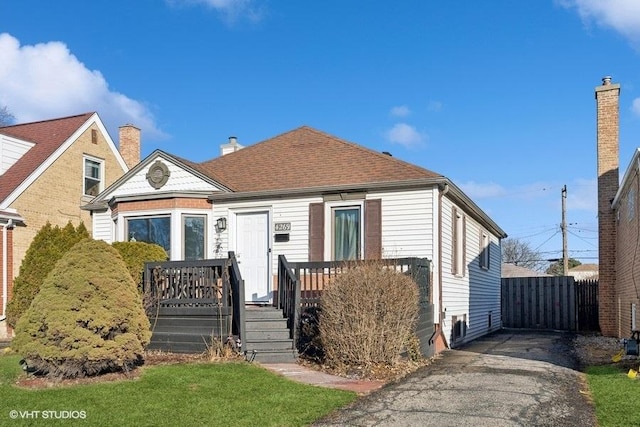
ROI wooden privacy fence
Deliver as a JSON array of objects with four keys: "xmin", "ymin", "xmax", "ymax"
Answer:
[{"xmin": 501, "ymin": 276, "xmax": 599, "ymax": 332}]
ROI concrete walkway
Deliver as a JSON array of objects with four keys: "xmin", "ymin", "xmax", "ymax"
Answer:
[{"xmin": 310, "ymin": 330, "xmax": 596, "ymax": 426}]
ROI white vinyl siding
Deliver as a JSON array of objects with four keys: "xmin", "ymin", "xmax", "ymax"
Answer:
[
  {"xmin": 373, "ymin": 189, "xmax": 434, "ymax": 259},
  {"xmin": 92, "ymin": 209, "xmax": 114, "ymax": 243},
  {"xmin": 113, "ymin": 157, "xmax": 223, "ymax": 197},
  {"xmin": 0, "ymin": 135, "xmax": 34, "ymax": 175},
  {"xmin": 440, "ymin": 196, "xmax": 502, "ymax": 347}
]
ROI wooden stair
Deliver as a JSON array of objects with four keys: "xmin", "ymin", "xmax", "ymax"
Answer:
[{"xmin": 244, "ymin": 306, "xmax": 297, "ymax": 363}]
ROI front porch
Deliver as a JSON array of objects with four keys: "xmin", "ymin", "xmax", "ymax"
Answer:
[{"xmin": 143, "ymin": 254, "xmax": 435, "ymax": 362}]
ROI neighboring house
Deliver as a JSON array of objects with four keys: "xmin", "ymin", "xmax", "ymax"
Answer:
[
  {"xmin": 596, "ymin": 77, "xmax": 640, "ymax": 338},
  {"xmin": 501, "ymin": 263, "xmax": 551, "ymax": 278},
  {"xmin": 0, "ymin": 113, "xmax": 132, "ymax": 334},
  {"xmin": 84, "ymin": 126, "xmax": 507, "ymax": 350},
  {"xmin": 567, "ymin": 264, "xmax": 599, "ymax": 281}
]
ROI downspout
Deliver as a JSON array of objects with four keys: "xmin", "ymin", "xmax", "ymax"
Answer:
[
  {"xmin": 1, "ymin": 219, "xmax": 14, "ymax": 321},
  {"xmin": 434, "ymin": 183, "xmax": 449, "ymax": 349}
]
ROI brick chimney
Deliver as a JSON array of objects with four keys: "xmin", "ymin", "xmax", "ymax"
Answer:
[
  {"xmin": 595, "ymin": 76, "xmax": 620, "ymax": 337},
  {"xmin": 119, "ymin": 124, "xmax": 141, "ymax": 169}
]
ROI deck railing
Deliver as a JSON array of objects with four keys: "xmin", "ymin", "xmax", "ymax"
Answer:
[
  {"xmin": 143, "ymin": 252, "xmax": 245, "ymax": 349},
  {"xmin": 276, "ymin": 256, "xmax": 431, "ymax": 347}
]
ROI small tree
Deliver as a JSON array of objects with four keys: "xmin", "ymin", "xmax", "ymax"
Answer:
[
  {"xmin": 502, "ymin": 237, "xmax": 545, "ymax": 272},
  {"xmin": 546, "ymin": 258, "xmax": 581, "ymax": 276},
  {"xmin": 6, "ymin": 221, "xmax": 89, "ymax": 327},
  {"xmin": 319, "ymin": 262, "xmax": 419, "ymax": 372},
  {"xmin": 12, "ymin": 239, "xmax": 151, "ymax": 379}
]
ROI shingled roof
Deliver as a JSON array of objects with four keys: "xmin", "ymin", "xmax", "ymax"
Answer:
[
  {"xmin": 0, "ymin": 113, "xmax": 94, "ymax": 203},
  {"xmin": 192, "ymin": 126, "xmax": 442, "ymax": 192}
]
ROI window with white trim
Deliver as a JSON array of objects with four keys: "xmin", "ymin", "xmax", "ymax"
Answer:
[
  {"xmin": 479, "ymin": 230, "xmax": 490, "ymax": 270},
  {"xmin": 83, "ymin": 156, "xmax": 103, "ymax": 196},
  {"xmin": 332, "ymin": 206, "xmax": 361, "ymax": 261},
  {"xmin": 183, "ymin": 215, "xmax": 206, "ymax": 260}
]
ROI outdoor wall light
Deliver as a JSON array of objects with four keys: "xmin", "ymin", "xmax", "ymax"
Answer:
[{"xmin": 216, "ymin": 217, "xmax": 227, "ymax": 232}]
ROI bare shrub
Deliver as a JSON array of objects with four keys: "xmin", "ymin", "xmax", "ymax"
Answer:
[{"xmin": 319, "ymin": 261, "xmax": 419, "ymax": 370}]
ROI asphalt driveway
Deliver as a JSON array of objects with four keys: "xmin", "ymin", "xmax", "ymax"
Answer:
[{"xmin": 314, "ymin": 330, "xmax": 596, "ymax": 426}]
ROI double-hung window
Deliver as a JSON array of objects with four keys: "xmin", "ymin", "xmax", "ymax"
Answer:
[
  {"xmin": 332, "ymin": 206, "xmax": 361, "ymax": 261},
  {"xmin": 83, "ymin": 156, "xmax": 103, "ymax": 197}
]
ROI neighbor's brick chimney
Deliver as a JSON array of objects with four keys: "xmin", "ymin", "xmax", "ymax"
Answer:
[
  {"xmin": 596, "ymin": 76, "xmax": 620, "ymax": 337},
  {"xmin": 119, "ymin": 124, "xmax": 141, "ymax": 169}
]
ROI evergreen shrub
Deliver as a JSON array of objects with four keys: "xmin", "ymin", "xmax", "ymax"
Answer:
[
  {"xmin": 6, "ymin": 221, "xmax": 89, "ymax": 327},
  {"xmin": 111, "ymin": 241, "xmax": 168, "ymax": 289},
  {"xmin": 12, "ymin": 239, "xmax": 151, "ymax": 378}
]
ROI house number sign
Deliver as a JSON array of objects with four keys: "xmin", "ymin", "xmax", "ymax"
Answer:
[{"xmin": 274, "ymin": 222, "xmax": 291, "ymax": 233}]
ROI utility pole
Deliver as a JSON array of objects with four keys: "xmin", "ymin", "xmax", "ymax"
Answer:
[{"xmin": 561, "ymin": 185, "xmax": 568, "ymax": 275}]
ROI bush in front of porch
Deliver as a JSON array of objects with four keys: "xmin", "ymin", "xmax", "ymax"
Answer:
[{"xmin": 319, "ymin": 261, "xmax": 420, "ymax": 372}]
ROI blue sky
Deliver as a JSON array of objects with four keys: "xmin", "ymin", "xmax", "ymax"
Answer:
[{"xmin": 2, "ymin": 0, "xmax": 640, "ymax": 268}]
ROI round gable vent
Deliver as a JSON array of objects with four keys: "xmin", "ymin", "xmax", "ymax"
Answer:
[{"xmin": 146, "ymin": 160, "xmax": 170, "ymax": 189}]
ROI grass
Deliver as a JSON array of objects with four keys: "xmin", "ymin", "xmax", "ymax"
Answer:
[
  {"xmin": 0, "ymin": 354, "xmax": 356, "ymax": 426},
  {"xmin": 586, "ymin": 364, "xmax": 640, "ymax": 427}
]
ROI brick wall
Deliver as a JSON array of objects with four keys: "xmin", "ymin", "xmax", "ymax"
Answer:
[
  {"xmin": 596, "ymin": 78, "xmax": 620, "ymax": 336},
  {"xmin": 615, "ymin": 172, "xmax": 640, "ymax": 337},
  {"xmin": 9, "ymin": 124, "xmax": 126, "ymax": 278},
  {"xmin": 117, "ymin": 198, "xmax": 211, "ymax": 212}
]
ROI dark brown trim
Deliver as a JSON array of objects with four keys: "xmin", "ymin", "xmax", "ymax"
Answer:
[
  {"xmin": 364, "ymin": 199, "xmax": 382, "ymax": 259},
  {"xmin": 308, "ymin": 202, "xmax": 324, "ymax": 261}
]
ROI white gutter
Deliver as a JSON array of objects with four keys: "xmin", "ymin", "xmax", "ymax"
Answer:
[{"xmin": 1, "ymin": 219, "xmax": 14, "ymax": 321}]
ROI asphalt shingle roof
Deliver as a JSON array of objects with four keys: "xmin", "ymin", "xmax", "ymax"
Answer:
[
  {"xmin": 0, "ymin": 113, "xmax": 93, "ymax": 203},
  {"xmin": 193, "ymin": 126, "xmax": 442, "ymax": 192}
]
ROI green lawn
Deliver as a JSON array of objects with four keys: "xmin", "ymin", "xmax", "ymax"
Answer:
[
  {"xmin": 0, "ymin": 355, "xmax": 356, "ymax": 426},
  {"xmin": 586, "ymin": 365, "xmax": 640, "ymax": 427}
]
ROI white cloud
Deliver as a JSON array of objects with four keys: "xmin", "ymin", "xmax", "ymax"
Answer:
[
  {"xmin": 632, "ymin": 98, "xmax": 640, "ymax": 116},
  {"xmin": 390, "ymin": 105, "xmax": 410, "ymax": 117},
  {"xmin": 0, "ymin": 33, "xmax": 165, "ymax": 141},
  {"xmin": 559, "ymin": 0, "xmax": 640, "ymax": 45},
  {"xmin": 459, "ymin": 181, "xmax": 508, "ymax": 199},
  {"xmin": 384, "ymin": 123, "xmax": 426, "ymax": 148},
  {"xmin": 166, "ymin": 0, "xmax": 263, "ymax": 22}
]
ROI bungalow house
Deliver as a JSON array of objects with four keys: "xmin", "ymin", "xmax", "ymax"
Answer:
[
  {"xmin": 84, "ymin": 126, "xmax": 506, "ymax": 350},
  {"xmin": 597, "ymin": 76, "xmax": 640, "ymax": 338},
  {"xmin": 0, "ymin": 113, "xmax": 132, "ymax": 336}
]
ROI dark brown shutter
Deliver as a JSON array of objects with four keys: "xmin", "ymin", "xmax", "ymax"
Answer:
[
  {"xmin": 309, "ymin": 202, "xmax": 324, "ymax": 261},
  {"xmin": 364, "ymin": 199, "xmax": 382, "ymax": 259}
]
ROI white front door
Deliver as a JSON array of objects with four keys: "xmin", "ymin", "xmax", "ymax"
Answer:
[{"xmin": 236, "ymin": 211, "xmax": 270, "ymax": 303}]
